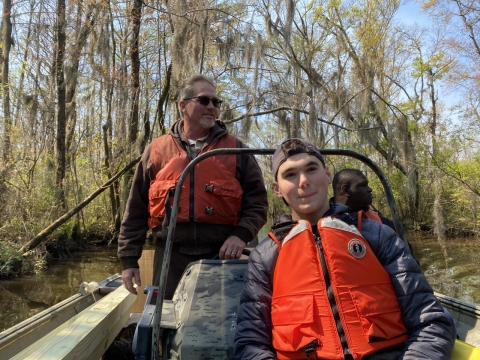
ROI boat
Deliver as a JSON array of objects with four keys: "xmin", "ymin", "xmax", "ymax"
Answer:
[
  {"xmin": 0, "ymin": 148, "xmax": 479, "ymax": 359},
  {"xmin": 436, "ymin": 292, "xmax": 480, "ymax": 357}
]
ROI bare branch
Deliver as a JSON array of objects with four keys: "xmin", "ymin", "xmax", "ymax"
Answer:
[{"xmin": 223, "ymin": 106, "xmax": 351, "ymax": 130}]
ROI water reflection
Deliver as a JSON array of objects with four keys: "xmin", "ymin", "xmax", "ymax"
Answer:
[
  {"xmin": 409, "ymin": 232, "xmax": 480, "ymax": 305},
  {"xmin": 0, "ymin": 247, "xmax": 121, "ymax": 332}
]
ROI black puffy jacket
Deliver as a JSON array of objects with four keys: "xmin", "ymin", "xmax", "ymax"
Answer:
[{"xmin": 234, "ymin": 204, "xmax": 456, "ymax": 360}]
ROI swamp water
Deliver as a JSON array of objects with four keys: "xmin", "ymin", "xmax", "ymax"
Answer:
[{"xmin": 0, "ymin": 247, "xmax": 121, "ymax": 331}]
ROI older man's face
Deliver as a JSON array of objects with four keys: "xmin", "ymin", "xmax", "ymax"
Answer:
[{"xmin": 181, "ymin": 81, "xmax": 218, "ymax": 130}]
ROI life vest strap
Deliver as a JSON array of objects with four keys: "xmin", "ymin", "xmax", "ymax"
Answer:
[
  {"xmin": 303, "ymin": 339, "xmax": 320, "ymax": 359},
  {"xmin": 268, "ymin": 231, "xmax": 283, "ymax": 250},
  {"xmin": 357, "ymin": 210, "xmax": 364, "ymax": 232}
]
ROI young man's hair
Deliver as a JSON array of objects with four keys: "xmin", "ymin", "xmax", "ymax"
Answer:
[
  {"xmin": 280, "ymin": 138, "xmax": 311, "ymax": 153},
  {"xmin": 178, "ymin": 74, "xmax": 216, "ymax": 100},
  {"xmin": 332, "ymin": 168, "xmax": 366, "ymax": 195},
  {"xmin": 273, "ymin": 138, "xmax": 325, "ymax": 180}
]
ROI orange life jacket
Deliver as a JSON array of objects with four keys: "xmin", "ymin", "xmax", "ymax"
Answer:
[
  {"xmin": 270, "ymin": 216, "xmax": 408, "ymax": 359},
  {"xmin": 363, "ymin": 210, "xmax": 382, "ymax": 224},
  {"xmin": 147, "ymin": 134, "xmax": 242, "ymax": 228}
]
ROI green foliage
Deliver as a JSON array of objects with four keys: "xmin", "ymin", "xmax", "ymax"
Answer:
[
  {"xmin": 33, "ymin": 257, "xmax": 47, "ymax": 275},
  {"xmin": 267, "ymin": 189, "xmax": 290, "ymax": 223},
  {"xmin": 411, "ymin": 53, "xmax": 448, "ymax": 80},
  {"xmin": 0, "ymin": 241, "xmax": 27, "ymax": 278}
]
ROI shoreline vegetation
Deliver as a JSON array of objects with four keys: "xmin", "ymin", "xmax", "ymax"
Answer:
[{"xmin": 0, "ymin": 226, "xmax": 132, "ymax": 279}]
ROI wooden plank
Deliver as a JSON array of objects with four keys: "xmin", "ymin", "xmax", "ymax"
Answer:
[
  {"xmin": 0, "ymin": 295, "xmax": 94, "ymax": 359},
  {"xmin": 0, "ymin": 294, "xmax": 95, "ymax": 359},
  {"xmin": 130, "ymin": 249, "xmax": 155, "ymax": 313},
  {"xmin": 87, "ymin": 307, "xmax": 132, "ymax": 360},
  {"xmin": 11, "ymin": 286, "xmax": 135, "ymax": 360}
]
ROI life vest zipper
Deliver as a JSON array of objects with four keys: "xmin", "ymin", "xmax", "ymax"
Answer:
[{"xmin": 314, "ymin": 231, "xmax": 352, "ymax": 359}]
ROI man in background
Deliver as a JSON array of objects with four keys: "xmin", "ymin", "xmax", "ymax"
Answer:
[
  {"xmin": 332, "ymin": 168, "xmax": 396, "ymax": 230},
  {"xmin": 332, "ymin": 168, "xmax": 421, "ymax": 258}
]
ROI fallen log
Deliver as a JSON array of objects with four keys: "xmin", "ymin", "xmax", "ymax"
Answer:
[{"xmin": 20, "ymin": 155, "xmax": 141, "ymax": 254}]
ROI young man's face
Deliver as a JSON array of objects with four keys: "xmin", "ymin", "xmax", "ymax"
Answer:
[
  {"xmin": 346, "ymin": 174, "xmax": 373, "ymax": 209},
  {"xmin": 273, "ymin": 153, "xmax": 332, "ymax": 224}
]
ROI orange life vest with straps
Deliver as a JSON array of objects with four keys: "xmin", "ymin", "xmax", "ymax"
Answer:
[
  {"xmin": 147, "ymin": 134, "xmax": 242, "ymax": 228},
  {"xmin": 269, "ymin": 214, "xmax": 408, "ymax": 359}
]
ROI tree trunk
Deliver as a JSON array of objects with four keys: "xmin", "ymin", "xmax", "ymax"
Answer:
[
  {"xmin": 0, "ymin": 0, "xmax": 12, "ymax": 221},
  {"xmin": 128, "ymin": 0, "xmax": 142, "ymax": 149},
  {"xmin": 121, "ymin": 0, "xmax": 143, "ymax": 212},
  {"xmin": 103, "ymin": 124, "xmax": 121, "ymax": 230},
  {"xmin": 1, "ymin": 0, "xmax": 12, "ymax": 165},
  {"xmin": 154, "ymin": 64, "xmax": 172, "ymax": 138},
  {"xmin": 55, "ymin": 0, "xmax": 67, "ymax": 211},
  {"xmin": 428, "ymin": 68, "xmax": 446, "ymax": 241},
  {"xmin": 103, "ymin": 0, "xmax": 121, "ymax": 231},
  {"xmin": 65, "ymin": 0, "xmax": 100, "ymax": 155}
]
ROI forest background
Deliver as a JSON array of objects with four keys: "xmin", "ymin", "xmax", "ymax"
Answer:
[{"xmin": 0, "ymin": 0, "xmax": 479, "ymax": 276}]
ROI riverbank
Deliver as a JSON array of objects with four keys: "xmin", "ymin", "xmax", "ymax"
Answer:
[{"xmin": 0, "ymin": 226, "xmax": 133, "ymax": 279}]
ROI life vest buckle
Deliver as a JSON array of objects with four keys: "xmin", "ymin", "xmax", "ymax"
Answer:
[
  {"xmin": 304, "ymin": 339, "xmax": 320, "ymax": 359},
  {"xmin": 205, "ymin": 206, "xmax": 214, "ymax": 215},
  {"xmin": 204, "ymin": 184, "xmax": 214, "ymax": 192}
]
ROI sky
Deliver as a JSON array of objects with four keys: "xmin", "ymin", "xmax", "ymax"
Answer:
[
  {"xmin": 395, "ymin": 0, "xmax": 432, "ymax": 26},
  {"xmin": 393, "ymin": 0, "xmax": 463, "ymax": 122}
]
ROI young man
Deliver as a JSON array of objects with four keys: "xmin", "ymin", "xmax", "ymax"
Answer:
[
  {"xmin": 234, "ymin": 139, "xmax": 455, "ymax": 359},
  {"xmin": 117, "ymin": 75, "xmax": 268, "ymax": 298},
  {"xmin": 332, "ymin": 168, "xmax": 420, "ymax": 260},
  {"xmin": 332, "ymin": 168, "xmax": 396, "ymax": 231}
]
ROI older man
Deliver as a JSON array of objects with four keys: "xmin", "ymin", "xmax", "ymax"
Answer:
[{"xmin": 118, "ymin": 74, "xmax": 268, "ymax": 298}]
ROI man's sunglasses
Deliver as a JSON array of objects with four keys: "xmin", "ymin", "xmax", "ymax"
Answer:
[{"xmin": 183, "ymin": 96, "xmax": 223, "ymax": 108}]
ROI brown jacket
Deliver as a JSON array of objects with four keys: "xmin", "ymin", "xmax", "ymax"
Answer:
[{"xmin": 117, "ymin": 120, "xmax": 268, "ymax": 270}]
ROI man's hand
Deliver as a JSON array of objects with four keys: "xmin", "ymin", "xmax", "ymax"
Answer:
[
  {"xmin": 122, "ymin": 268, "xmax": 141, "ymax": 295},
  {"xmin": 219, "ymin": 235, "xmax": 246, "ymax": 259}
]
